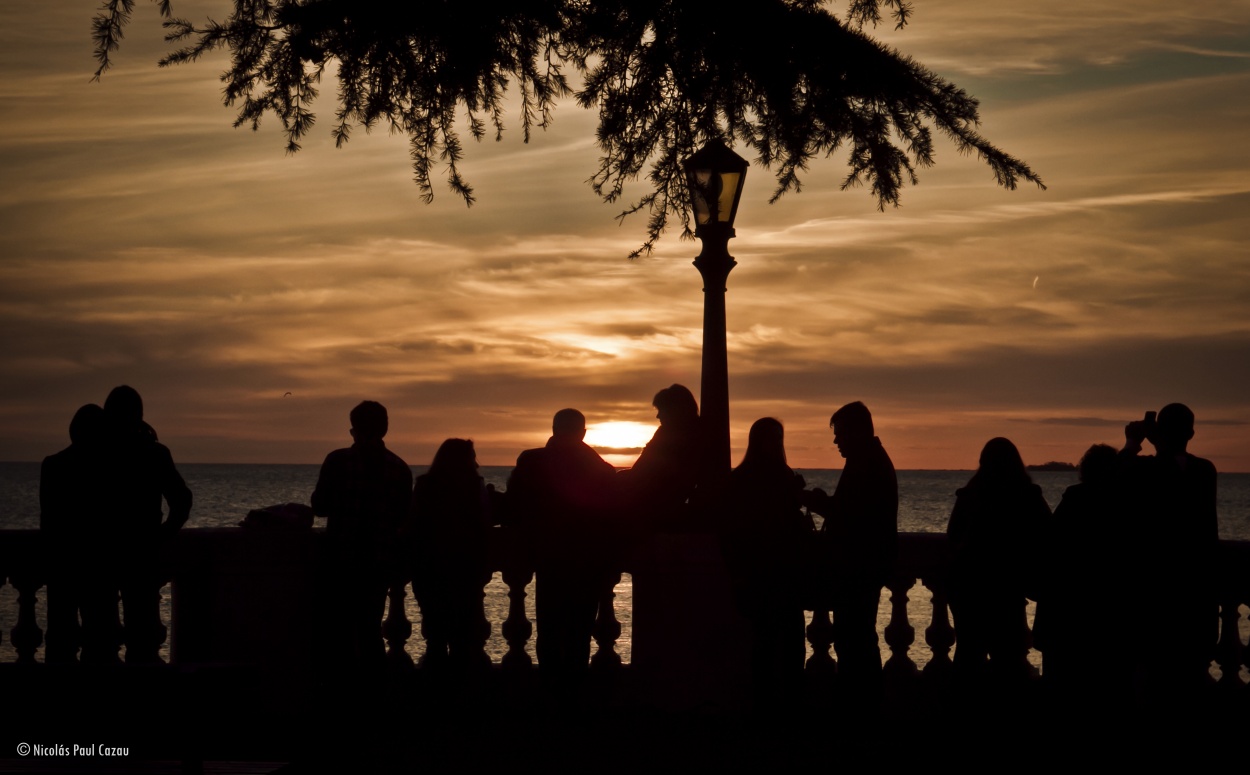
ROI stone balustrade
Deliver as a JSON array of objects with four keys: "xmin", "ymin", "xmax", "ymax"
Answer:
[{"xmin": 0, "ymin": 528, "xmax": 1247, "ymax": 694}]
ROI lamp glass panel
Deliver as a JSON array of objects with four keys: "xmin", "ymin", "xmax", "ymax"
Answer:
[
  {"xmin": 716, "ymin": 172, "xmax": 741, "ymax": 223},
  {"xmin": 690, "ymin": 169, "xmax": 721, "ymax": 225}
]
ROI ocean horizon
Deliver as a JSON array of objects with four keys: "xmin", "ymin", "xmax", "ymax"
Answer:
[{"xmin": 3, "ymin": 462, "xmax": 1249, "ymax": 539}]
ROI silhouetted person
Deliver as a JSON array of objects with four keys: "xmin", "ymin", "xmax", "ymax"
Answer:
[
  {"xmin": 411, "ymin": 438, "xmax": 494, "ymax": 671},
  {"xmin": 619, "ymin": 384, "xmax": 702, "ymax": 531},
  {"xmin": 41, "ymin": 404, "xmax": 109, "ymax": 663},
  {"xmin": 1034, "ymin": 443, "xmax": 1125, "ymax": 701},
  {"xmin": 506, "ymin": 408, "xmax": 617, "ymax": 694},
  {"xmin": 801, "ymin": 401, "xmax": 898, "ymax": 702},
  {"xmin": 101, "ymin": 385, "xmax": 192, "ymax": 663},
  {"xmin": 312, "ymin": 400, "xmax": 412, "ymax": 666},
  {"xmin": 1120, "ymin": 403, "xmax": 1218, "ymax": 701},
  {"xmin": 724, "ymin": 418, "xmax": 813, "ymax": 708},
  {"xmin": 946, "ymin": 437, "xmax": 1050, "ymax": 687}
]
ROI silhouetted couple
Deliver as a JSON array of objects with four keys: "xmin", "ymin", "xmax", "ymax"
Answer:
[
  {"xmin": 40, "ymin": 385, "xmax": 192, "ymax": 664},
  {"xmin": 314, "ymin": 401, "xmax": 500, "ymax": 670},
  {"xmin": 718, "ymin": 402, "xmax": 899, "ymax": 709},
  {"xmin": 721, "ymin": 402, "xmax": 897, "ymax": 709},
  {"xmin": 501, "ymin": 386, "xmax": 701, "ymax": 693}
]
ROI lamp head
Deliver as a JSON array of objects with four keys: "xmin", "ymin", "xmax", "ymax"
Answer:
[{"xmin": 684, "ymin": 140, "xmax": 748, "ymax": 234}]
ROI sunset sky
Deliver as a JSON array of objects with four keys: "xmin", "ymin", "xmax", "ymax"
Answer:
[{"xmin": 2, "ymin": 2, "xmax": 1248, "ymax": 471}]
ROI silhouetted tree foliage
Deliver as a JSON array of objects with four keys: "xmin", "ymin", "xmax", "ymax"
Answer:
[{"xmin": 94, "ymin": 1, "xmax": 1043, "ymax": 255}]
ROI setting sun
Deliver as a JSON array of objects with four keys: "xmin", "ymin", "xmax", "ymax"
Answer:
[{"xmin": 585, "ymin": 421, "xmax": 656, "ymax": 467}]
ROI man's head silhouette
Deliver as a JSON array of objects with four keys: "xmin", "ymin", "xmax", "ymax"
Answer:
[
  {"xmin": 350, "ymin": 400, "xmax": 389, "ymax": 443},
  {"xmin": 552, "ymin": 408, "xmax": 586, "ymax": 440},
  {"xmin": 830, "ymin": 401, "xmax": 874, "ymax": 459}
]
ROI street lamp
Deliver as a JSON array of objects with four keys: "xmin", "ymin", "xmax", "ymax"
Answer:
[{"xmin": 684, "ymin": 140, "xmax": 748, "ymax": 481}]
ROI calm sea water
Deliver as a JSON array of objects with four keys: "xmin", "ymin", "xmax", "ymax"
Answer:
[
  {"xmin": 2, "ymin": 463, "xmax": 1247, "ymax": 669},
  {"xmin": 3, "ymin": 463, "xmax": 1248, "ymax": 536}
]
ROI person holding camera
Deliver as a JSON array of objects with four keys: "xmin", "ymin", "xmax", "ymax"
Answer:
[{"xmin": 1120, "ymin": 403, "xmax": 1218, "ymax": 701}]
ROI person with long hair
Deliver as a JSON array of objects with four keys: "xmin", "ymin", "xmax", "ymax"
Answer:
[
  {"xmin": 1034, "ymin": 443, "xmax": 1122, "ymax": 697},
  {"xmin": 620, "ymin": 384, "xmax": 702, "ymax": 531},
  {"xmin": 411, "ymin": 438, "xmax": 494, "ymax": 670},
  {"xmin": 724, "ymin": 418, "xmax": 812, "ymax": 706},
  {"xmin": 946, "ymin": 437, "xmax": 1051, "ymax": 685},
  {"xmin": 101, "ymin": 385, "xmax": 192, "ymax": 663},
  {"xmin": 41, "ymin": 404, "xmax": 111, "ymax": 663}
]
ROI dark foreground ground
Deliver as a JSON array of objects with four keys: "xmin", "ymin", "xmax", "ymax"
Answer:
[{"xmin": 0, "ymin": 662, "xmax": 1245, "ymax": 774}]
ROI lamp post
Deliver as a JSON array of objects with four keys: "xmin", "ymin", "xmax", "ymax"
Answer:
[{"xmin": 684, "ymin": 140, "xmax": 748, "ymax": 482}]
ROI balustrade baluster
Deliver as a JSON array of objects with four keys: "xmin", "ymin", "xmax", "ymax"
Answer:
[
  {"xmin": 883, "ymin": 576, "xmax": 918, "ymax": 680},
  {"xmin": 10, "ymin": 573, "xmax": 43, "ymax": 663},
  {"xmin": 1215, "ymin": 598, "xmax": 1245, "ymax": 689},
  {"xmin": 805, "ymin": 609, "xmax": 836, "ymax": 675},
  {"xmin": 921, "ymin": 576, "xmax": 955, "ymax": 679},
  {"xmin": 590, "ymin": 572, "xmax": 622, "ymax": 671},
  {"xmin": 383, "ymin": 579, "xmax": 413, "ymax": 667},
  {"xmin": 414, "ymin": 586, "xmax": 445, "ymax": 670},
  {"xmin": 1243, "ymin": 603, "xmax": 1250, "ymax": 694},
  {"xmin": 470, "ymin": 569, "xmax": 492, "ymax": 668},
  {"xmin": 1242, "ymin": 603, "xmax": 1250, "ymax": 693},
  {"xmin": 501, "ymin": 568, "xmax": 534, "ymax": 672}
]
